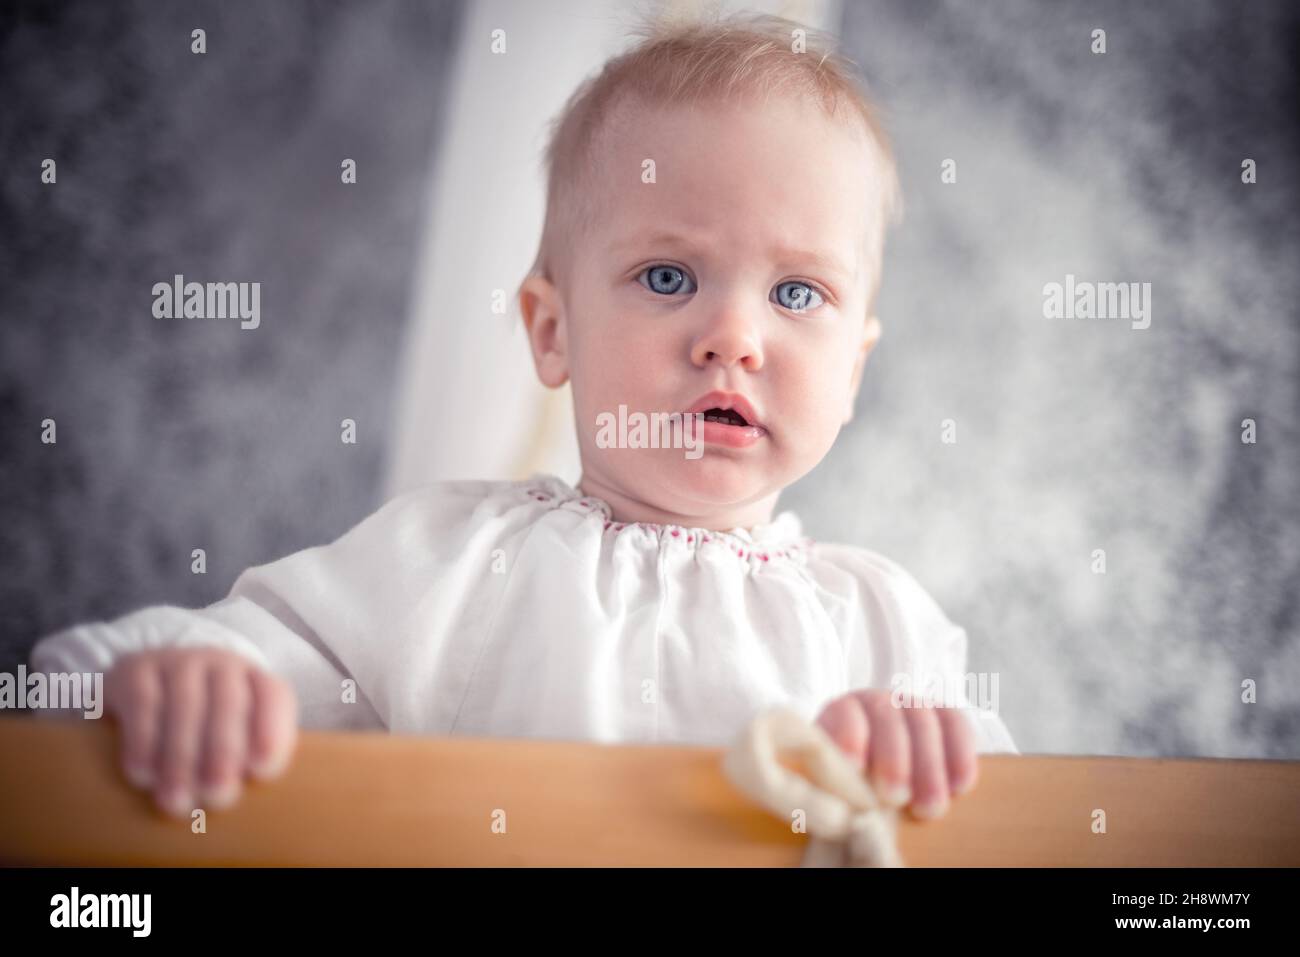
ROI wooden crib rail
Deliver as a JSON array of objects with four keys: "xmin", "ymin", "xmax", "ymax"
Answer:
[{"xmin": 1, "ymin": 717, "xmax": 1296, "ymax": 866}]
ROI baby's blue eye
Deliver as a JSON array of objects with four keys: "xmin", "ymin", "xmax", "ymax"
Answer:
[
  {"xmin": 638, "ymin": 265, "xmax": 696, "ymax": 296},
  {"xmin": 773, "ymin": 281, "xmax": 824, "ymax": 312}
]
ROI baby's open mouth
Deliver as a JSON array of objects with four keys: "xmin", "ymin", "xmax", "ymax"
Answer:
[
  {"xmin": 682, "ymin": 392, "xmax": 767, "ymax": 446},
  {"xmin": 700, "ymin": 407, "xmax": 750, "ymax": 427},
  {"xmin": 679, "ymin": 391, "xmax": 768, "ymax": 453}
]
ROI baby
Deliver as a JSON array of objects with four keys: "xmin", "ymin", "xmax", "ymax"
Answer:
[{"xmin": 30, "ymin": 12, "xmax": 1016, "ymax": 825}]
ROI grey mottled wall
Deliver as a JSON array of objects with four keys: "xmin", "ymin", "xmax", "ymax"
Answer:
[
  {"xmin": 2, "ymin": 1, "xmax": 1295, "ymax": 759},
  {"xmin": 783, "ymin": 0, "xmax": 1299, "ymax": 757},
  {"xmin": 0, "ymin": 1, "xmax": 463, "ymax": 664}
]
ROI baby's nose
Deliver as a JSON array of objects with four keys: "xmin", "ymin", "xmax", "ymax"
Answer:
[{"xmin": 691, "ymin": 303, "xmax": 763, "ymax": 369}]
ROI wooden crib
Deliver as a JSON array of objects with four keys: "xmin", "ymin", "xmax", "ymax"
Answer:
[{"xmin": 1, "ymin": 717, "xmax": 1296, "ymax": 866}]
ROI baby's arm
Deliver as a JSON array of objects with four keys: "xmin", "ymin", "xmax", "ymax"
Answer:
[
  {"xmin": 811, "ymin": 544, "xmax": 1017, "ymax": 819},
  {"xmin": 29, "ymin": 524, "xmax": 393, "ymax": 816},
  {"xmin": 30, "ymin": 480, "xmax": 510, "ymax": 815}
]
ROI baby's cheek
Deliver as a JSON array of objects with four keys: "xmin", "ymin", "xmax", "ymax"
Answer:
[{"xmin": 785, "ymin": 380, "xmax": 849, "ymax": 461}]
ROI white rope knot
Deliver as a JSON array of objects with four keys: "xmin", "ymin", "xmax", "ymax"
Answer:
[{"xmin": 722, "ymin": 706, "xmax": 904, "ymax": 868}]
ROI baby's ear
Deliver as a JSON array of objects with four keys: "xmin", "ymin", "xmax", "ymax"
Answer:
[
  {"xmin": 519, "ymin": 274, "xmax": 570, "ymax": 388},
  {"xmin": 843, "ymin": 315, "xmax": 883, "ymax": 424}
]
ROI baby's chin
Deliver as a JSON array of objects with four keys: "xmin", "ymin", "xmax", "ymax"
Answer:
[{"xmin": 618, "ymin": 451, "xmax": 782, "ymax": 519}]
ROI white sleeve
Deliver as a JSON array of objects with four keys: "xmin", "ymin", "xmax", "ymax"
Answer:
[
  {"xmin": 29, "ymin": 594, "xmax": 382, "ymax": 731},
  {"xmin": 27, "ymin": 480, "xmax": 504, "ymax": 733},
  {"xmin": 816, "ymin": 545, "xmax": 1021, "ymax": 755},
  {"xmin": 27, "ymin": 587, "xmax": 384, "ymax": 728},
  {"xmin": 930, "ymin": 620, "xmax": 1020, "ymax": 755}
]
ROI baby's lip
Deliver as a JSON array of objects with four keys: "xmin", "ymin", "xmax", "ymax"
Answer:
[{"xmin": 684, "ymin": 391, "xmax": 765, "ymax": 430}]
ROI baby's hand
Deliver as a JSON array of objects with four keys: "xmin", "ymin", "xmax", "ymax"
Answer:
[
  {"xmin": 815, "ymin": 689, "xmax": 976, "ymax": 820},
  {"xmin": 104, "ymin": 647, "xmax": 298, "ymax": 818}
]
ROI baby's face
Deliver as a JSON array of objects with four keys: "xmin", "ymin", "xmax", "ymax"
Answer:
[{"xmin": 531, "ymin": 95, "xmax": 886, "ymax": 526}]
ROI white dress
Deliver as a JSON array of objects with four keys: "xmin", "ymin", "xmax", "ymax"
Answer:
[{"xmin": 29, "ymin": 473, "xmax": 1018, "ymax": 753}]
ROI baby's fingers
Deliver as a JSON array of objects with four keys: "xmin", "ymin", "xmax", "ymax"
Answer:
[
  {"xmin": 198, "ymin": 664, "xmax": 251, "ymax": 809},
  {"xmin": 863, "ymin": 693, "xmax": 910, "ymax": 807},
  {"xmin": 108, "ymin": 660, "xmax": 163, "ymax": 790},
  {"xmin": 815, "ymin": 695, "xmax": 868, "ymax": 771},
  {"xmin": 904, "ymin": 707, "xmax": 949, "ymax": 820},
  {"xmin": 247, "ymin": 670, "xmax": 298, "ymax": 780},
  {"xmin": 937, "ymin": 706, "xmax": 978, "ymax": 797},
  {"xmin": 155, "ymin": 656, "xmax": 207, "ymax": 818}
]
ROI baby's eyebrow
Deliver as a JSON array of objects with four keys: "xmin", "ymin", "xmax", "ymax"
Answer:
[
  {"xmin": 613, "ymin": 230, "xmax": 701, "ymax": 256},
  {"xmin": 767, "ymin": 243, "xmax": 858, "ymax": 285},
  {"xmin": 615, "ymin": 231, "xmax": 856, "ymax": 284}
]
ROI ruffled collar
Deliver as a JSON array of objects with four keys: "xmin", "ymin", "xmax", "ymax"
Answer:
[{"xmin": 521, "ymin": 473, "xmax": 811, "ymax": 564}]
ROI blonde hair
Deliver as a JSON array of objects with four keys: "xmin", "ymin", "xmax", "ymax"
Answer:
[{"xmin": 519, "ymin": 8, "xmax": 903, "ymax": 312}]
